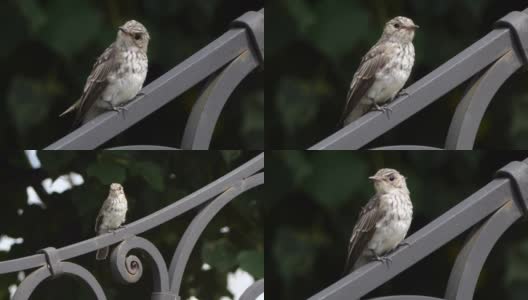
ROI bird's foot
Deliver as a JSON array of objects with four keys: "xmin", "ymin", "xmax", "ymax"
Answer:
[
  {"xmin": 372, "ymin": 103, "xmax": 392, "ymax": 119},
  {"xmin": 135, "ymin": 91, "xmax": 146, "ymax": 98},
  {"xmin": 111, "ymin": 104, "xmax": 128, "ymax": 119},
  {"xmin": 111, "ymin": 104, "xmax": 128, "ymax": 113},
  {"xmin": 111, "ymin": 226, "xmax": 126, "ymax": 235},
  {"xmin": 372, "ymin": 254, "xmax": 392, "ymax": 268},
  {"xmin": 397, "ymin": 241, "xmax": 411, "ymax": 248},
  {"xmin": 396, "ymin": 89, "xmax": 409, "ymax": 98}
]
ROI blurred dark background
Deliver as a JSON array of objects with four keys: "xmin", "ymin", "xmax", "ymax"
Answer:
[
  {"xmin": 266, "ymin": 151, "xmax": 528, "ymax": 300},
  {"xmin": 0, "ymin": 151, "xmax": 264, "ymax": 300},
  {"xmin": 267, "ymin": 0, "xmax": 528, "ymax": 149},
  {"xmin": 0, "ymin": 0, "xmax": 264, "ymax": 150}
]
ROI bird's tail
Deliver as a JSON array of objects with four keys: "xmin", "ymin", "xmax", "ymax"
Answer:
[
  {"xmin": 96, "ymin": 247, "xmax": 109, "ymax": 260},
  {"xmin": 342, "ymin": 255, "xmax": 368, "ymax": 277},
  {"xmin": 59, "ymin": 100, "xmax": 80, "ymax": 117},
  {"xmin": 341, "ymin": 104, "xmax": 370, "ymax": 127}
]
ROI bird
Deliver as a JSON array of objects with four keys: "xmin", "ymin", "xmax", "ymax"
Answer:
[
  {"xmin": 95, "ymin": 183, "xmax": 128, "ymax": 260},
  {"xmin": 60, "ymin": 20, "xmax": 150, "ymax": 127},
  {"xmin": 344, "ymin": 168, "xmax": 413, "ymax": 274},
  {"xmin": 340, "ymin": 16, "xmax": 418, "ymax": 126}
]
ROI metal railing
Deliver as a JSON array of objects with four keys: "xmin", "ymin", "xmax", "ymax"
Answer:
[
  {"xmin": 308, "ymin": 158, "xmax": 528, "ymax": 300},
  {"xmin": 45, "ymin": 9, "xmax": 264, "ymax": 150},
  {"xmin": 310, "ymin": 8, "xmax": 528, "ymax": 150},
  {"xmin": 0, "ymin": 153, "xmax": 264, "ymax": 300}
]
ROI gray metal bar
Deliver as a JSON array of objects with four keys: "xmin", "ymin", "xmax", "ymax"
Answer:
[
  {"xmin": 45, "ymin": 14, "xmax": 257, "ymax": 150},
  {"xmin": 308, "ymin": 177, "xmax": 515, "ymax": 299},
  {"xmin": 181, "ymin": 50, "xmax": 259, "ymax": 149},
  {"xmin": 0, "ymin": 153, "xmax": 263, "ymax": 275},
  {"xmin": 367, "ymin": 297, "xmax": 444, "ymax": 300},
  {"xmin": 12, "ymin": 262, "xmax": 107, "ymax": 300},
  {"xmin": 109, "ymin": 236, "xmax": 170, "ymax": 296},
  {"xmin": 169, "ymin": 173, "xmax": 264, "ymax": 294},
  {"xmin": 445, "ymin": 201, "xmax": 522, "ymax": 300},
  {"xmin": 231, "ymin": 9, "xmax": 264, "ymax": 65},
  {"xmin": 495, "ymin": 159, "xmax": 528, "ymax": 215},
  {"xmin": 495, "ymin": 10, "xmax": 528, "ymax": 64},
  {"xmin": 444, "ymin": 51, "xmax": 521, "ymax": 149},
  {"xmin": 309, "ymin": 8, "xmax": 528, "ymax": 150},
  {"xmin": 240, "ymin": 279, "xmax": 264, "ymax": 300},
  {"xmin": 107, "ymin": 146, "xmax": 180, "ymax": 150},
  {"xmin": 370, "ymin": 146, "xmax": 443, "ymax": 150}
]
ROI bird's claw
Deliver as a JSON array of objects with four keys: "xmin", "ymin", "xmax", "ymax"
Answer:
[
  {"xmin": 372, "ymin": 104, "xmax": 392, "ymax": 119},
  {"xmin": 372, "ymin": 254, "xmax": 392, "ymax": 268},
  {"xmin": 111, "ymin": 104, "xmax": 128, "ymax": 119},
  {"xmin": 111, "ymin": 105, "xmax": 128, "ymax": 113},
  {"xmin": 396, "ymin": 89, "xmax": 409, "ymax": 98},
  {"xmin": 398, "ymin": 241, "xmax": 411, "ymax": 248}
]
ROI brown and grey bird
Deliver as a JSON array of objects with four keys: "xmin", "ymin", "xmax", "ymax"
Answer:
[
  {"xmin": 60, "ymin": 20, "xmax": 150, "ymax": 127},
  {"xmin": 95, "ymin": 183, "xmax": 128, "ymax": 260},
  {"xmin": 340, "ymin": 17, "xmax": 418, "ymax": 126},
  {"xmin": 344, "ymin": 168, "xmax": 413, "ymax": 274}
]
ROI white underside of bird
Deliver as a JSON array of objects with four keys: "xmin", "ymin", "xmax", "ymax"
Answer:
[
  {"xmin": 353, "ymin": 190, "xmax": 412, "ymax": 269},
  {"xmin": 344, "ymin": 42, "xmax": 414, "ymax": 125}
]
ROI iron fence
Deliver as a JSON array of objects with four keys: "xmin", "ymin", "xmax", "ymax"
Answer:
[
  {"xmin": 45, "ymin": 9, "xmax": 264, "ymax": 150},
  {"xmin": 0, "ymin": 153, "xmax": 264, "ymax": 300},
  {"xmin": 308, "ymin": 158, "xmax": 528, "ymax": 300},
  {"xmin": 310, "ymin": 8, "xmax": 528, "ymax": 150}
]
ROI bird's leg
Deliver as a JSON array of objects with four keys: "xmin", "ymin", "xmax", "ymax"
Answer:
[
  {"xmin": 371, "ymin": 103, "xmax": 393, "ymax": 119},
  {"xmin": 111, "ymin": 104, "xmax": 129, "ymax": 119},
  {"xmin": 111, "ymin": 104, "xmax": 128, "ymax": 113},
  {"xmin": 369, "ymin": 250, "xmax": 392, "ymax": 268},
  {"xmin": 397, "ymin": 241, "xmax": 411, "ymax": 249},
  {"xmin": 396, "ymin": 89, "xmax": 409, "ymax": 98}
]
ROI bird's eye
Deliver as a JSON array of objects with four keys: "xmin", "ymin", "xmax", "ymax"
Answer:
[
  {"xmin": 388, "ymin": 175, "xmax": 395, "ymax": 181},
  {"xmin": 393, "ymin": 23, "xmax": 400, "ymax": 29},
  {"xmin": 134, "ymin": 33, "xmax": 141, "ymax": 40}
]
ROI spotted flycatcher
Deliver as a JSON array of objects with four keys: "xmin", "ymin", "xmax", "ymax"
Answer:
[
  {"xmin": 341, "ymin": 17, "xmax": 418, "ymax": 126},
  {"xmin": 95, "ymin": 183, "xmax": 128, "ymax": 260},
  {"xmin": 344, "ymin": 168, "xmax": 413, "ymax": 274},
  {"xmin": 61, "ymin": 20, "xmax": 150, "ymax": 127}
]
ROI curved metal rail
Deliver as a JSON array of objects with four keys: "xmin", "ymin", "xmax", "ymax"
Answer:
[
  {"xmin": 45, "ymin": 9, "xmax": 264, "ymax": 150},
  {"xmin": 308, "ymin": 158, "xmax": 528, "ymax": 300},
  {"xmin": 310, "ymin": 8, "xmax": 528, "ymax": 150},
  {"xmin": 1, "ymin": 153, "xmax": 265, "ymax": 300}
]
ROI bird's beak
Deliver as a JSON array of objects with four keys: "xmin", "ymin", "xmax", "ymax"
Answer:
[
  {"xmin": 403, "ymin": 24, "xmax": 419, "ymax": 30},
  {"xmin": 369, "ymin": 175, "xmax": 382, "ymax": 181},
  {"xmin": 118, "ymin": 26, "xmax": 127, "ymax": 33}
]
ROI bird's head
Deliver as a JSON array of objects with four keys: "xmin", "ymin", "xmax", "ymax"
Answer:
[
  {"xmin": 382, "ymin": 16, "xmax": 418, "ymax": 44},
  {"xmin": 369, "ymin": 168, "xmax": 408, "ymax": 194},
  {"xmin": 117, "ymin": 20, "xmax": 150, "ymax": 53},
  {"xmin": 109, "ymin": 183, "xmax": 124, "ymax": 196}
]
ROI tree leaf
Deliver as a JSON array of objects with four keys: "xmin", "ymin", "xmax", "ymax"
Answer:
[
  {"xmin": 86, "ymin": 162, "xmax": 126, "ymax": 185},
  {"xmin": 6, "ymin": 77, "xmax": 51, "ymax": 136},
  {"xmin": 202, "ymin": 239, "xmax": 238, "ymax": 273},
  {"xmin": 129, "ymin": 161, "xmax": 164, "ymax": 191},
  {"xmin": 39, "ymin": 0, "xmax": 102, "ymax": 58},
  {"xmin": 237, "ymin": 250, "xmax": 264, "ymax": 278}
]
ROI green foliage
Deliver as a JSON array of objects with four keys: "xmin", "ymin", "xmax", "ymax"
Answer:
[
  {"xmin": 237, "ymin": 249, "xmax": 264, "ymax": 278},
  {"xmin": 267, "ymin": 0, "xmax": 528, "ymax": 148},
  {"xmin": 202, "ymin": 238, "xmax": 238, "ymax": 272},
  {"xmin": 0, "ymin": 151, "xmax": 263, "ymax": 299},
  {"xmin": 267, "ymin": 151, "xmax": 528, "ymax": 300},
  {"xmin": 0, "ymin": 0, "xmax": 264, "ymax": 149}
]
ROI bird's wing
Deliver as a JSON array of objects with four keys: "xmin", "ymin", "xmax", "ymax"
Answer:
[
  {"xmin": 344, "ymin": 195, "xmax": 384, "ymax": 273},
  {"xmin": 340, "ymin": 45, "xmax": 389, "ymax": 125},
  {"xmin": 71, "ymin": 44, "xmax": 118, "ymax": 127},
  {"xmin": 94, "ymin": 197, "xmax": 111, "ymax": 233}
]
